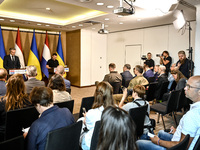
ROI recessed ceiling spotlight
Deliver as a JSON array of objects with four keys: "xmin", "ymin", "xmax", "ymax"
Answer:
[
  {"xmin": 45, "ymin": 24, "xmax": 50, "ymax": 26},
  {"xmin": 118, "ymin": 15, "xmax": 123, "ymax": 18},
  {"xmin": 119, "ymin": 22, "xmax": 123, "ymax": 24},
  {"xmin": 92, "ymin": 28, "xmax": 95, "ymax": 30},
  {"xmin": 10, "ymin": 20, "xmax": 15, "ymax": 22},
  {"xmin": 105, "ymin": 18, "xmax": 110, "ymax": 21},
  {"xmin": 107, "ymin": 5, "xmax": 114, "ymax": 8},
  {"xmin": 97, "ymin": 3, "xmax": 104, "ymax": 6},
  {"xmin": 72, "ymin": 26, "xmax": 76, "ymax": 28},
  {"xmin": 46, "ymin": 8, "xmax": 51, "ymax": 11},
  {"xmin": 105, "ymin": 25, "xmax": 109, "ymax": 27},
  {"xmin": 79, "ymin": 24, "xmax": 83, "ymax": 26},
  {"xmin": 37, "ymin": 23, "xmax": 41, "ymax": 25},
  {"xmin": 137, "ymin": 18, "xmax": 141, "ymax": 21},
  {"xmin": 0, "ymin": 19, "xmax": 4, "ymax": 21}
]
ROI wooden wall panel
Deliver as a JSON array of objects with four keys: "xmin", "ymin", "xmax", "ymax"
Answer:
[{"xmin": 66, "ymin": 30, "xmax": 81, "ymax": 87}]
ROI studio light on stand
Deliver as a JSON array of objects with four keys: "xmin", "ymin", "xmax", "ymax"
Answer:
[{"xmin": 173, "ymin": 10, "xmax": 193, "ymax": 77}]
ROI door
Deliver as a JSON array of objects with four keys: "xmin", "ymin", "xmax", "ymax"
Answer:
[{"xmin": 125, "ymin": 45, "xmax": 142, "ymax": 74}]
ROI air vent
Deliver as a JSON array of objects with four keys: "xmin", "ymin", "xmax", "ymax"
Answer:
[
  {"xmin": 80, "ymin": 0, "xmax": 92, "ymax": 2},
  {"xmin": 84, "ymin": 20, "xmax": 101, "ymax": 25}
]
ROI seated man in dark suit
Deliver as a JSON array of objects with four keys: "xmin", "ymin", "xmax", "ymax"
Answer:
[
  {"xmin": 154, "ymin": 65, "xmax": 168, "ymax": 100},
  {"xmin": 120, "ymin": 64, "xmax": 133, "ymax": 87},
  {"xmin": 0, "ymin": 68, "xmax": 7, "ymax": 96},
  {"xmin": 3, "ymin": 48, "xmax": 20, "ymax": 70},
  {"xmin": 25, "ymin": 65, "xmax": 45, "ymax": 94},
  {"xmin": 143, "ymin": 63, "xmax": 154, "ymax": 79}
]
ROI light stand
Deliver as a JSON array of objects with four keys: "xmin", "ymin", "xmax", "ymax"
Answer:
[{"xmin": 187, "ymin": 21, "xmax": 193, "ymax": 77}]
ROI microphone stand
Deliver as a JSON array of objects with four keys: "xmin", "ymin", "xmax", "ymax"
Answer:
[{"xmin": 187, "ymin": 21, "xmax": 193, "ymax": 77}]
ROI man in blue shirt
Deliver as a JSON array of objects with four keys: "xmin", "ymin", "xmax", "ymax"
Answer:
[
  {"xmin": 136, "ymin": 75, "xmax": 200, "ymax": 150},
  {"xmin": 25, "ymin": 87, "xmax": 75, "ymax": 150}
]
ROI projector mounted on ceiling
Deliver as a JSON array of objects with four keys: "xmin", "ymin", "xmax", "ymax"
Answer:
[
  {"xmin": 114, "ymin": 0, "xmax": 135, "ymax": 16},
  {"xmin": 98, "ymin": 24, "xmax": 109, "ymax": 34}
]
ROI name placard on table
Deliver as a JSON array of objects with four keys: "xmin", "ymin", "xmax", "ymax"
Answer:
[
  {"xmin": 9, "ymin": 69, "xmax": 26, "ymax": 75},
  {"xmin": 53, "ymin": 67, "xmax": 69, "ymax": 73}
]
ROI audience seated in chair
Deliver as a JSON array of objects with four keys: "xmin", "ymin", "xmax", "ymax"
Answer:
[
  {"xmin": 136, "ymin": 76, "xmax": 200, "ymax": 150},
  {"xmin": 48, "ymin": 74, "xmax": 72, "ymax": 103},
  {"xmin": 78, "ymin": 81, "xmax": 115, "ymax": 150},
  {"xmin": 96, "ymin": 106, "xmax": 137, "ymax": 150},
  {"xmin": 113, "ymin": 65, "xmax": 149, "ymax": 103},
  {"xmin": 154, "ymin": 65, "xmax": 160, "ymax": 81},
  {"xmin": 143, "ymin": 63, "xmax": 154, "ymax": 79},
  {"xmin": 154, "ymin": 65, "xmax": 168, "ymax": 101},
  {"xmin": 25, "ymin": 87, "xmax": 75, "ymax": 150},
  {"xmin": 0, "ymin": 74, "xmax": 32, "ymax": 141},
  {"xmin": 171, "ymin": 70, "xmax": 187, "ymax": 90},
  {"xmin": 119, "ymin": 85, "xmax": 153, "ymax": 139},
  {"xmin": 55, "ymin": 65, "xmax": 71, "ymax": 89},
  {"xmin": 25, "ymin": 65, "xmax": 45, "ymax": 94},
  {"xmin": 120, "ymin": 64, "xmax": 133, "ymax": 87},
  {"xmin": 103, "ymin": 63, "xmax": 122, "ymax": 85},
  {"xmin": 0, "ymin": 68, "xmax": 7, "ymax": 96},
  {"xmin": 167, "ymin": 64, "xmax": 177, "ymax": 91}
]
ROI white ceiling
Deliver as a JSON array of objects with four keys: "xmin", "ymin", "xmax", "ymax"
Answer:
[{"xmin": 0, "ymin": 0, "xmax": 198, "ymax": 32}]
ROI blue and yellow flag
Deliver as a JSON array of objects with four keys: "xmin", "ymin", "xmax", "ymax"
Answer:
[
  {"xmin": 27, "ymin": 31, "xmax": 42, "ymax": 80},
  {"xmin": 56, "ymin": 33, "xmax": 66, "ymax": 77},
  {"xmin": 0, "ymin": 26, "xmax": 6, "ymax": 68}
]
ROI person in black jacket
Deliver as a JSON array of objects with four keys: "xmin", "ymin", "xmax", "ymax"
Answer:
[{"xmin": 3, "ymin": 48, "xmax": 20, "ymax": 70}]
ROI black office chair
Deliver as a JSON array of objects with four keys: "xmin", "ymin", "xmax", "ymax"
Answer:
[
  {"xmin": 151, "ymin": 90, "xmax": 180, "ymax": 129},
  {"xmin": 0, "ymin": 135, "xmax": 24, "ymax": 150},
  {"xmin": 5, "ymin": 106, "xmax": 39, "ymax": 140},
  {"xmin": 79, "ymin": 96, "xmax": 94, "ymax": 118},
  {"xmin": 54, "ymin": 100, "xmax": 74, "ymax": 113},
  {"xmin": 66, "ymin": 88, "xmax": 71, "ymax": 94},
  {"xmin": 145, "ymin": 82, "xmax": 157, "ymax": 102},
  {"xmin": 110, "ymin": 82, "xmax": 122, "ymax": 94},
  {"xmin": 169, "ymin": 81, "xmax": 177, "ymax": 91},
  {"xmin": 155, "ymin": 81, "xmax": 169, "ymax": 102},
  {"xmin": 124, "ymin": 80, "xmax": 131, "ymax": 88},
  {"xmin": 45, "ymin": 121, "xmax": 82, "ymax": 150},
  {"xmin": 193, "ymin": 135, "xmax": 200, "ymax": 150},
  {"xmin": 129, "ymin": 105, "xmax": 148, "ymax": 138},
  {"xmin": 147, "ymin": 77, "xmax": 155, "ymax": 83},
  {"xmin": 90, "ymin": 121, "xmax": 101, "ymax": 150},
  {"xmin": 168, "ymin": 134, "xmax": 190, "ymax": 150}
]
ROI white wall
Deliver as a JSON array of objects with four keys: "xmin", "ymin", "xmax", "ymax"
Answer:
[
  {"xmin": 80, "ymin": 29, "xmax": 107, "ymax": 86},
  {"xmin": 107, "ymin": 22, "xmax": 196, "ymax": 74}
]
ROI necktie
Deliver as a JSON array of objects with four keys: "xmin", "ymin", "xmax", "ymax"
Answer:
[{"xmin": 12, "ymin": 56, "xmax": 14, "ymax": 61}]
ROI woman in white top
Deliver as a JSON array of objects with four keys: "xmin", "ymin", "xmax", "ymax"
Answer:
[
  {"xmin": 48, "ymin": 74, "xmax": 72, "ymax": 103},
  {"xmin": 80, "ymin": 81, "xmax": 115, "ymax": 150}
]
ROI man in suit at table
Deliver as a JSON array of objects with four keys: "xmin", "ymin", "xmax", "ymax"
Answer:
[
  {"xmin": 3, "ymin": 48, "xmax": 20, "ymax": 70},
  {"xmin": 25, "ymin": 65, "xmax": 45, "ymax": 94}
]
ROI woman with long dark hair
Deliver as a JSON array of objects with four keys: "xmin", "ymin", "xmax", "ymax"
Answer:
[
  {"xmin": 80, "ymin": 81, "xmax": 115, "ymax": 150},
  {"xmin": 97, "ymin": 106, "xmax": 137, "ymax": 150}
]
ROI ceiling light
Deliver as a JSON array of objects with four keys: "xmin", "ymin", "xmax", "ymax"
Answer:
[
  {"xmin": 118, "ymin": 15, "xmax": 123, "ymax": 18},
  {"xmin": 45, "ymin": 25, "xmax": 50, "ymax": 26},
  {"xmin": 137, "ymin": 18, "xmax": 141, "ymax": 21},
  {"xmin": 107, "ymin": 5, "xmax": 114, "ymax": 8},
  {"xmin": 92, "ymin": 28, "xmax": 95, "ymax": 30},
  {"xmin": 97, "ymin": 3, "xmax": 104, "ymax": 6},
  {"xmin": 0, "ymin": 19, "xmax": 4, "ymax": 21},
  {"xmin": 79, "ymin": 24, "xmax": 83, "ymax": 26},
  {"xmin": 119, "ymin": 22, "xmax": 123, "ymax": 24},
  {"xmin": 105, "ymin": 18, "xmax": 110, "ymax": 21},
  {"xmin": 72, "ymin": 26, "xmax": 76, "ymax": 28},
  {"xmin": 10, "ymin": 20, "xmax": 15, "ymax": 22},
  {"xmin": 46, "ymin": 8, "xmax": 51, "ymax": 11},
  {"xmin": 37, "ymin": 23, "xmax": 41, "ymax": 25},
  {"xmin": 98, "ymin": 24, "xmax": 109, "ymax": 34},
  {"xmin": 105, "ymin": 25, "xmax": 109, "ymax": 28}
]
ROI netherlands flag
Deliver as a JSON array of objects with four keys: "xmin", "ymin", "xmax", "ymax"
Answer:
[
  {"xmin": 41, "ymin": 31, "xmax": 51, "ymax": 78},
  {"xmin": 15, "ymin": 28, "xmax": 25, "ymax": 68}
]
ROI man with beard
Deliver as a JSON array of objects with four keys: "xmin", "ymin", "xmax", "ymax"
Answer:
[{"xmin": 176, "ymin": 51, "xmax": 194, "ymax": 78}]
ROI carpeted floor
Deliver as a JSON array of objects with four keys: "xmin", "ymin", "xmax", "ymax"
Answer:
[{"xmin": 70, "ymin": 86, "xmax": 183, "ymax": 134}]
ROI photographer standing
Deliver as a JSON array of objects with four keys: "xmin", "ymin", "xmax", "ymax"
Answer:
[
  {"xmin": 160, "ymin": 51, "xmax": 172, "ymax": 76},
  {"xmin": 144, "ymin": 52, "xmax": 155, "ymax": 71}
]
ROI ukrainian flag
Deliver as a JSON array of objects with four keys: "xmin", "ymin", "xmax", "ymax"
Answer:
[
  {"xmin": 0, "ymin": 26, "xmax": 6, "ymax": 68},
  {"xmin": 56, "ymin": 33, "xmax": 66, "ymax": 77},
  {"xmin": 27, "ymin": 31, "xmax": 42, "ymax": 80}
]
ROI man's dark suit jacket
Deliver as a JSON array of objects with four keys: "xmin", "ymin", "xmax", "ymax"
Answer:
[
  {"xmin": 154, "ymin": 74, "xmax": 168, "ymax": 100},
  {"xmin": 120, "ymin": 71, "xmax": 133, "ymax": 87},
  {"xmin": 3, "ymin": 55, "xmax": 20, "ymax": 70}
]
